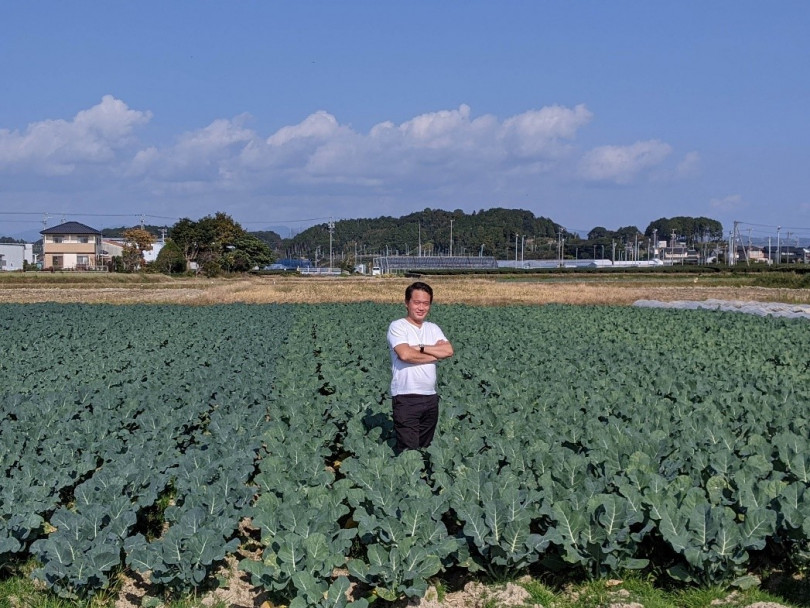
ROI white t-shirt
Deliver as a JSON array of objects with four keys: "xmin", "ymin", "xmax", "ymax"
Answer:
[{"xmin": 387, "ymin": 318, "xmax": 447, "ymax": 396}]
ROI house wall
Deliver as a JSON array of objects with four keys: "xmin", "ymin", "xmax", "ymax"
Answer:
[
  {"xmin": 43, "ymin": 235, "xmax": 100, "ymax": 269},
  {"xmin": 143, "ymin": 242, "xmax": 164, "ymax": 263},
  {"xmin": 0, "ymin": 244, "xmax": 34, "ymax": 271},
  {"xmin": 102, "ymin": 240, "xmax": 125, "ymax": 257},
  {"xmin": 45, "ymin": 252, "xmax": 98, "ymax": 268}
]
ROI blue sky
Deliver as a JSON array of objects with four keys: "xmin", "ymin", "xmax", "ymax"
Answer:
[{"xmin": 2, "ymin": 1, "xmax": 809, "ymax": 244}]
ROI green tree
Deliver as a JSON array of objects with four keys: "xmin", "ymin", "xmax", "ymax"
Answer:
[
  {"xmin": 587, "ymin": 227, "xmax": 609, "ymax": 240},
  {"xmin": 169, "ymin": 212, "xmax": 272, "ymax": 275},
  {"xmin": 614, "ymin": 226, "xmax": 643, "ymax": 242},
  {"xmin": 121, "ymin": 228, "xmax": 156, "ymax": 272},
  {"xmin": 285, "ymin": 207, "xmax": 560, "ymax": 262},
  {"xmin": 154, "ymin": 239, "xmax": 187, "ymax": 274},
  {"xmin": 645, "ymin": 216, "xmax": 723, "ymax": 245}
]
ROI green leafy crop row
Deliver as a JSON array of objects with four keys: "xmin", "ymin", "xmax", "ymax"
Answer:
[{"xmin": 1, "ymin": 302, "xmax": 809, "ymax": 604}]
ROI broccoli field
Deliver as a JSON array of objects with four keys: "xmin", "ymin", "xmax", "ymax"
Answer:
[{"xmin": 2, "ymin": 302, "xmax": 810, "ymax": 605}]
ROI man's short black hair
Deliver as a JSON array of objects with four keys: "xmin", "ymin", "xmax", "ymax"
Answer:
[{"xmin": 405, "ymin": 281, "xmax": 433, "ymax": 303}]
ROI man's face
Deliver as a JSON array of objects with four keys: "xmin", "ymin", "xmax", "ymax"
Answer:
[{"xmin": 406, "ymin": 289, "xmax": 432, "ymax": 324}]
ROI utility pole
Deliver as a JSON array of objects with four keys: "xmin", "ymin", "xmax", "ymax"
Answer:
[
  {"xmin": 328, "ymin": 218, "xmax": 335, "ymax": 270},
  {"xmin": 728, "ymin": 230, "xmax": 734, "ymax": 266},
  {"xmin": 777, "ymin": 226, "xmax": 782, "ymax": 264},
  {"xmin": 449, "ymin": 219, "xmax": 454, "ymax": 257},
  {"xmin": 747, "ymin": 226, "xmax": 752, "ymax": 265},
  {"xmin": 731, "ymin": 224, "xmax": 736, "ymax": 266}
]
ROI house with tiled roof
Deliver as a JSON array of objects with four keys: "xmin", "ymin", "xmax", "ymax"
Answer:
[{"xmin": 40, "ymin": 221, "xmax": 102, "ymax": 270}]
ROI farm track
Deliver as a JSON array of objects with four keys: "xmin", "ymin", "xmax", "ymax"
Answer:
[{"xmin": 1, "ymin": 274, "xmax": 808, "ymax": 306}]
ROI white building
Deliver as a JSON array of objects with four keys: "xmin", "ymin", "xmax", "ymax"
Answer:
[
  {"xmin": 143, "ymin": 241, "xmax": 164, "ymax": 263},
  {"xmin": 0, "ymin": 243, "xmax": 35, "ymax": 271}
]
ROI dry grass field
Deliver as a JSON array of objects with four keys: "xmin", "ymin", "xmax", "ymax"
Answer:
[{"xmin": 0, "ymin": 271, "xmax": 809, "ymax": 306}]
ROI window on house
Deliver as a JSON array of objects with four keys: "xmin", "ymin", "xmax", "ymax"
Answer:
[
  {"xmin": 52, "ymin": 256, "xmax": 63, "ymax": 267},
  {"xmin": 53, "ymin": 236, "xmax": 64, "ymax": 243},
  {"xmin": 79, "ymin": 236, "xmax": 89, "ymax": 244}
]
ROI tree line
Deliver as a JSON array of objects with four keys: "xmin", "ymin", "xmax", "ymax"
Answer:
[
  {"xmin": 90, "ymin": 209, "xmax": 723, "ymax": 274},
  {"xmin": 281, "ymin": 210, "xmax": 723, "ymax": 263}
]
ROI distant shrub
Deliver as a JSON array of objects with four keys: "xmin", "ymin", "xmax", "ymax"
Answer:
[
  {"xmin": 750, "ymin": 271, "xmax": 810, "ymax": 289},
  {"xmin": 154, "ymin": 240, "xmax": 187, "ymax": 274}
]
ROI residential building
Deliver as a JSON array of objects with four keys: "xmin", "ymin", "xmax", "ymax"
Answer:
[
  {"xmin": 735, "ymin": 245, "xmax": 768, "ymax": 263},
  {"xmin": 99, "ymin": 239, "xmax": 125, "ymax": 266},
  {"xmin": 0, "ymin": 243, "xmax": 35, "ymax": 271},
  {"xmin": 661, "ymin": 244, "xmax": 700, "ymax": 264},
  {"xmin": 40, "ymin": 222, "xmax": 102, "ymax": 270},
  {"xmin": 764, "ymin": 245, "xmax": 808, "ymax": 264}
]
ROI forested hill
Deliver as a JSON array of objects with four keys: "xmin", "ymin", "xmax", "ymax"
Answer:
[
  {"xmin": 283, "ymin": 208, "xmax": 559, "ymax": 259},
  {"xmin": 91, "ymin": 209, "xmax": 722, "ymax": 264}
]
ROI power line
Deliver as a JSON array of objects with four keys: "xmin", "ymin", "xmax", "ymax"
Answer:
[
  {"xmin": 737, "ymin": 220, "xmax": 810, "ymax": 232},
  {"xmin": 0, "ymin": 212, "xmax": 332, "ymax": 224},
  {"xmin": 0, "ymin": 211, "xmax": 179, "ymax": 222},
  {"xmin": 240, "ymin": 217, "xmax": 332, "ymax": 225}
]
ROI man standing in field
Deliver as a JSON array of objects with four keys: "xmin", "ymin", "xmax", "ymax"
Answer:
[{"xmin": 387, "ymin": 281, "xmax": 454, "ymax": 452}]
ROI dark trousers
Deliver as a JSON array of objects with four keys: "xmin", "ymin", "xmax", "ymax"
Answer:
[{"xmin": 392, "ymin": 393, "xmax": 439, "ymax": 452}]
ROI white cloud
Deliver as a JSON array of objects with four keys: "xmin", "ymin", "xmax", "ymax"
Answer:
[
  {"xmin": 266, "ymin": 111, "xmax": 346, "ymax": 146},
  {"xmin": 0, "ymin": 99, "xmax": 599, "ymax": 193},
  {"xmin": 676, "ymin": 151, "xmax": 701, "ymax": 177},
  {"xmin": 223, "ymin": 104, "xmax": 594, "ymax": 190},
  {"xmin": 579, "ymin": 140, "xmax": 673, "ymax": 184},
  {"xmin": 0, "ymin": 98, "xmax": 696, "ymax": 230},
  {"xmin": 710, "ymin": 194, "xmax": 746, "ymax": 212},
  {"xmin": 0, "ymin": 95, "xmax": 151, "ymax": 175},
  {"xmin": 131, "ymin": 114, "xmax": 257, "ymax": 182},
  {"xmin": 501, "ymin": 104, "xmax": 593, "ymax": 158}
]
